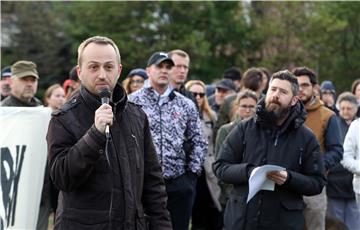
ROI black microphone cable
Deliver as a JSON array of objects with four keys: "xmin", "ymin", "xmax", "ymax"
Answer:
[
  {"xmin": 105, "ymin": 134, "xmax": 114, "ymax": 230},
  {"xmin": 99, "ymin": 88, "xmax": 114, "ymax": 230}
]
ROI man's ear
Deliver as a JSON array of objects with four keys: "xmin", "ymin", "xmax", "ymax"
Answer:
[
  {"xmin": 118, "ymin": 64, "xmax": 122, "ymax": 76},
  {"xmin": 116, "ymin": 64, "xmax": 122, "ymax": 81},
  {"xmin": 146, "ymin": 66, "xmax": 151, "ymax": 77},
  {"xmin": 76, "ymin": 65, "xmax": 82, "ymax": 81},
  {"xmin": 291, "ymin": 95, "xmax": 299, "ymax": 106}
]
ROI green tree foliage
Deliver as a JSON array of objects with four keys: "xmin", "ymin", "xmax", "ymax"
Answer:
[
  {"xmin": 304, "ymin": 2, "xmax": 360, "ymax": 91},
  {"xmin": 153, "ymin": 2, "xmax": 252, "ymax": 81},
  {"xmin": 248, "ymin": 2, "xmax": 311, "ymax": 70},
  {"xmin": 55, "ymin": 1, "xmax": 250, "ymax": 82},
  {"xmin": 247, "ymin": 1, "xmax": 360, "ymax": 91},
  {"xmin": 1, "ymin": 1, "xmax": 71, "ymax": 91},
  {"xmin": 1, "ymin": 1, "xmax": 359, "ymax": 92}
]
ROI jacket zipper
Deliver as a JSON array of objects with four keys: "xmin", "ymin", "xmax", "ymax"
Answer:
[
  {"xmin": 132, "ymin": 134, "xmax": 140, "ymax": 171},
  {"xmin": 157, "ymin": 96, "xmax": 164, "ymax": 166},
  {"xmin": 299, "ymin": 148, "xmax": 303, "ymax": 165},
  {"xmin": 274, "ymin": 132, "xmax": 279, "ymax": 146}
]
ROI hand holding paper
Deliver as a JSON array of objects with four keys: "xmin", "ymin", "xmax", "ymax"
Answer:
[
  {"xmin": 247, "ymin": 164, "xmax": 286, "ymax": 203},
  {"xmin": 267, "ymin": 170, "xmax": 288, "ymax": 185}
]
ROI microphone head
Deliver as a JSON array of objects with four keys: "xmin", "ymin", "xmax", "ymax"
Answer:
[{"xmin": 99, "ymin": 88, "xmax": 111, "ymax": 99}]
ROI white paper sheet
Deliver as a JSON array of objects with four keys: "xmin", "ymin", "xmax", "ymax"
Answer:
[{"xmin": 246, "ymin": 164, "xmax": 285, "ymax": 203}]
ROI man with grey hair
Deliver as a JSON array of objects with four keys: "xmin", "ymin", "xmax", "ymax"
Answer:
[
  {"xmin": 1, "ymin": 60, "xmax": 50, "ymax": 230},
  {"xmin": 214, "ymin": 70, "xmax": 326, "ymax": 229},
  {"xmin": 47, "ymin": 36, "xmax": 171, "ymax": 229},
  {"xmin": 1, "ymin": 60, "xmax": 42, "ymax": 106}
]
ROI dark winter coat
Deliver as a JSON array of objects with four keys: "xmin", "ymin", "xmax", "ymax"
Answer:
[
  {"xmin": 213, "ymin": 98, "xmax": 326, "ymax": 230},
  {"xmin": 47, "ymin": 84, "xmax": 171, "ymax": 230},
  {"xmin": 326, "ymin": 117, "xmax": 356, "ymax": 199}
]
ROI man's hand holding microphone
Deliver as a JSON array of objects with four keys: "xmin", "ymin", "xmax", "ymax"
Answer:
[{"xmin": 95, "ymin": 89, "xmax": 112, "ymax": 138}]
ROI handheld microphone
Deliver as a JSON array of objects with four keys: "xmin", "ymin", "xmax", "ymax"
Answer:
[{"xmin": 99, "ymin": 89, "xmax": 111, "ymax": 138}]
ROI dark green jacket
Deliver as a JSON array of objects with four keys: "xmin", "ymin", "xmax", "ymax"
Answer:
[
  {"xmin": 214, "ymin": 118, "xmax": 241, "ymax": 160},
  {"xmin": 1, "ymin": 94, "xmax": 42, "ymax": 107}
]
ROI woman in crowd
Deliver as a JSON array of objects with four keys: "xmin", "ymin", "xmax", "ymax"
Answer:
[
  {"xmin": 122, "ymin": 68, "xmax": 148, "ymax": 94},
  {"xmin": 215, "ymin": 89, "xmax": 258, "ymax": 157},
  {"xmin": 38, "ymin": 83, "xmax": 65, "ymax": 229},
  {"xmin": 215, "ymin": 89, "xmax": 258, "ymax": 208},
  {"xmin": 185, "ymin": 80, "xmax": 222, "ymax": 230},
  {"xmin": 327, "ymin": 92, "xmax": 360, "ymax": 230},
  {"xmin": 351, "ymin": 79, "xmax": 360, "ymax": 116},
  {"xmin": 43, "ymin": 83, "xmax": 65, "ymax": 110}
]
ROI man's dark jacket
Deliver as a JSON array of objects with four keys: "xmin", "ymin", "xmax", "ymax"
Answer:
[
  {"xmin": 47, "ymin": 84, "xmax": 172, "ymax": 230},
  {"xmin": 326, "ymin": 116, "xmax": 356, "ymax": 199},
  {"xmin": 176, "ymin": 84, "xmax": 199, "ymax": 111},
  {"xmin": 1, "ymin": 94, "xmax": 42, "ymax": 106},
  {"xmin": 213, "ymin": 98, "xmax": 326, "ymax": 230}
]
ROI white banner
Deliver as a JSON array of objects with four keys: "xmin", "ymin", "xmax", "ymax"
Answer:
[{"xmin": 0, "ymin": 107, "xmax": 52, "ymax": 230}]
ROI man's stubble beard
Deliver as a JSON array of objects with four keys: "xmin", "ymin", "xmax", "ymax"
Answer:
[
  {"xmin": 156, "ymin": 79, "xmax": 169, "ymax": 88},
  {"xmin": 299, "ymin": 94, "xmax": 313, "ymax": 106}
]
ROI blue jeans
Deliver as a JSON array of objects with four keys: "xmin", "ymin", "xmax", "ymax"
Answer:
[{"xmin": 327, "ymin": 197, "xmax": 360, "ymax": 230}]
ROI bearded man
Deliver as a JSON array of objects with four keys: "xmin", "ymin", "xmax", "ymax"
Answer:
[{"xmin": 214, "ymin": 70, "xmax": 326, "ymax": 230}]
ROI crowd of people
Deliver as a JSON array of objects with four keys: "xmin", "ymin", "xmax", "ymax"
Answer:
[{"xmin": 1, "ymin": 35, "xmax": 360, "ymax": 230}]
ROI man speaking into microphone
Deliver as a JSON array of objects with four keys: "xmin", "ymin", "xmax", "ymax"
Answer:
[{"xmin": 47, "ymin": 36, "xmax": 172, "ymax": 230}]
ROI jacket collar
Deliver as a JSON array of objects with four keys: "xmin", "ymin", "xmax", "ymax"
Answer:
[
  {"xmin": 142, "ymin": 85, "xmax": 177, "ymax": 104},
  {"xmin": 6, "ymin": 94, "xmax": 42, "ymax": 107},
  {"xmin": 80, "ymin": 84, "xmax": 128, "ymax": 113},
  {"xmin": 305, "ymin": 96, "xmax": 323, "ymax": 111}
]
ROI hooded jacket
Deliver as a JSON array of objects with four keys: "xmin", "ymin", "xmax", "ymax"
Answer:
[
  {"xmin": 304, "ymin": 96, "xmax": 343, "ymax": 170},
  {"xmin": 320, "ymin": 80, "xmax": 339, "ymax": 114},
  {"xmin": 47, "ymin": 84, "xmax": 171, "ymax": 230},
  {"xmin": 213, "ymin": 98, "xmax": 326, "ymax": 230}
]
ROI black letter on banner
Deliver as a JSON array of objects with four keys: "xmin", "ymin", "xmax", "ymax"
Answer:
[{"xmin": 0, "ymin": 145, "xmax": 26, "ymax": 228}]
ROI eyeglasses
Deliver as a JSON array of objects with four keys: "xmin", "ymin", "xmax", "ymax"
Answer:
[
  {"xmin": 191, "ymin": 92, "xmax": 205, "ymax": 98},
  {"xmin": 239, "ymin": 105, "xmax": 256, "ymax": 110},
  {"xmin": 130, "ymin": 79, "xmax": 144, "ymax": 85}
]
